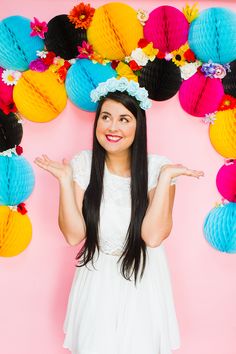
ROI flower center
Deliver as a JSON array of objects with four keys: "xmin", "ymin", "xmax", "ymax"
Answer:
[
  {"xmin": 175, "ymin": 54, "xmax": 182, "ymax": 61},
  {"xmin": 79, "ymin": 14, "xmax": 86, "ymax": 20},
  {"xmin": 34, "ymin": 25, "xmax": 42, "ymax": 33},
  {"xmin": 7, "ymin": 75, "xmax": 15, "ymax": 82},
  {"xmin": 224, "ymin": 100, "xmax": 231, "ymax": 106}
]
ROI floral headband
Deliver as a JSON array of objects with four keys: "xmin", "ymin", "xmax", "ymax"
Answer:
[{"xmin": 90, "ymin": 77, "xmax": 152, "ymax": 110}]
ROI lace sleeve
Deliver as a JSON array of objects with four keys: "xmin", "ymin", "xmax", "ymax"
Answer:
[
  {"xmin": 70, "ymin": 150, "xmax": 92, "ymax": 190},
  {"xmin": 148, "ymin": 154, "xmax": 177, "ymax": 191}
]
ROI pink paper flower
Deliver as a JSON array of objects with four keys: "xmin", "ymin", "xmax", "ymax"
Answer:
[
  {"xmin": 77, "ymin": 41, "xmax": 94, "ymax": 59},
  {"xmin": 30, "ymin": 17, "xmax": 48, "ymax": 39}
]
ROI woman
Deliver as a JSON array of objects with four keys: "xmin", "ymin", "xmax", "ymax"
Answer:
[{"xmin": 34, "ymin": 78, "xmax": 204, "ymax": 354}]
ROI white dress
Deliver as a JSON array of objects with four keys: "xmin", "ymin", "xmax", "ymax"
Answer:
[{"xmin": 63, "ymin": 149, "xmax": 180, "ymax": 354}]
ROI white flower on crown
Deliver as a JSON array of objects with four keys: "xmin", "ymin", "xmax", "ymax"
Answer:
[
  {"xmin": 117, "ymin": 77, "xmax": 129, "ymax": 91},
  {"xmin": 90, "ymin": 77, "xmax": 152, "ymax": 110},
  {"xmin": 127, "ymin": 81, "xmax": 139, "ymax": 95},
  {"xmin": 130, "ymin": 48, "xmax": 149, "ymax": 66}
]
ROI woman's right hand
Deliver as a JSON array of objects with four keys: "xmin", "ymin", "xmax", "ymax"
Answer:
[{"xmin": 34, "ymin": 154, "xmax": 72, "ymax": 182}]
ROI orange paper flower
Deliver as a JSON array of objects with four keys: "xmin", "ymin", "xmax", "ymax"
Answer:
[{"xmin": 68, "ymin": 2, "xmax": 95, "ymax": 29}]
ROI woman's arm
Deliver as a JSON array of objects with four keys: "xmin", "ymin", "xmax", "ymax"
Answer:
[
  {"xmin": 141, "ymin": 162, "xmax": 204, "ymax": 247},
  {"xmin": 34, "ymin": 154, "xmax": 86, "ymax": 246},
  {"xmin": 58, "ymin": 178, "xmax": 86, "ymax": 246},
  {"xmin": 141, "ymin": 173, "xmax": 175, "ymax": 247}
]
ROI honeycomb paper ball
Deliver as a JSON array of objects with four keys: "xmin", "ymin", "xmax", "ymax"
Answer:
[
  {"xmin": 44, "ymin": 14, "xmax": 87, "ymax": 60},
  {"xmin": 144, "ymin": 6, "xmax": 189, "ymax": 53},
  {"xmin": 0, "ymin": 111, "xmax": 23, "ymax": 152},
  {"xmin": 13, "ymin": 69, "xmax": 67, "ymax": 122},
  {"xmin": 65, "ymin": 59, "xmax": 117, "ymax": 111},
  {"xmin": 0, "ymin": 154, "xmax": 35, "ymax": 205},
  {"xmin": 203, "ymin": 202, "xmax": 236, "ymax": 253},
  {"xmin": 87, "ymin": 3, "xmax": 143, "ymax": 60},
  {"xmin": 0, "ymin": 206, "xmax": 32, "ymax": 257},
  {"xmin": 0, "ymin": 67, "xmax": 14, "ymax": 111},
  {"xmin": 179, "ymin": 71, "xmax": 224, "ymax": 117},
  {"xmin": 189, "ymin": 8, "xmax": 236, "ymax": 64},
  {"xmin": 216, "ymin": 160, "xmax": 236, "ymax": 202},
  {"xmin": 209, "ymin": 109, "xmax": 236, "ymax": 158},
  {"xmin": 0, "ymin": 16, "xmax": 44, "ymax": 71},
  {"xmin": 222, "ymin": 59, "xmax": 236, "ymax": 97},
  {"xmin": 138, "ymin": 58, "xmax": 182, "ymax": 101}
]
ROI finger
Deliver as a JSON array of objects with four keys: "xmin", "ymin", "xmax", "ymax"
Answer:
[
  {"xmin": 62, "ymin": 158, "xmax": 70, "ymax": 165},
  {"xmin": 42, "ymin": 154, "xmax": 51, "ymax": 162}
]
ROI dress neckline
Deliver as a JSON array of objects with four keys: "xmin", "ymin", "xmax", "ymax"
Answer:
[{"xmin": 104, "ymin": 161, "xmax": 131, "ymax": 180}]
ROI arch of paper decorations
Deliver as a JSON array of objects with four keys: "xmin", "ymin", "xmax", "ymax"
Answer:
[{"xmin": 0, "ymin": 2, "xmax": 235, "ymax": 256}]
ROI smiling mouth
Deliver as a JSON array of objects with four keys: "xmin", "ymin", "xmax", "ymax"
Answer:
[{"xmin": 105, "ymin": 135, "xmax": 123, "ymax": 142}]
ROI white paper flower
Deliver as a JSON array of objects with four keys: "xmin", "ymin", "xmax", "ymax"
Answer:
[
  {"xmin": 202, "ymin": 112, "xmax": 217, "ymax": 124},
  {"xmin": 36, "ymin": 50, "xmax": 48, "ymax": 58},
  {"xmin": 137, "ymin": 9, "xmax": 149, "ymax": 25},
  {"xmin": 165, "ymin": 53, "xmax": 173, "ymax": 61},
  {"xmin": 180, "ymin": 62, "xmax": 200, "ymax": 80},
  {"xmin": 1, "ymin": 70, "xmax": 21, "ymax": 86},
  {"xmin": 130, "ymin": 48, "xmax": 149, "ymax": 66},
  {"xmin": 0, "ymin": 147, "xmax": 17, "ymax": 157}
]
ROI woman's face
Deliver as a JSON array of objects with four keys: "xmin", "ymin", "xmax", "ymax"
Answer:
[{"xmin": 96, "ymin": 99, "xmax": 137, "ymax": 154}]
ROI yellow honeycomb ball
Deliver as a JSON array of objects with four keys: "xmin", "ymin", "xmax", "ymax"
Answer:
[
  {"xmin": 0, "ymin": 206, "xmax": 32, "ymax": 257},
  {"xmin": 13, "ymin": 69, "xmax": 67, "ymax": 123},
  {"xmin": 209, "ymin": 109, "xmax": 236, "ymax": 158},
  {"xmin": 87, "ymin": 3, "xmax": 143, "ymax": 60}
]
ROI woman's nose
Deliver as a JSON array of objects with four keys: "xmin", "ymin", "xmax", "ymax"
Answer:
[{"xmin": 108, "ymin": 120, "xmax": 119, "ymax": 131}]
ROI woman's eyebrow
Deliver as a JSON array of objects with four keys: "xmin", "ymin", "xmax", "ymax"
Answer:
[
  {"xmin": 120, "ymin": 114, "xmax": 133, "ymax": 119},
  {"xmin": 101, "ymin": 111, "xmax": 111, "ymax": 115}
]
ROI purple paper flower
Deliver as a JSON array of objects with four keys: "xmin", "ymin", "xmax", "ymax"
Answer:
[
  {"xmin": 29, "ymin": 58, "xmax": 48, "ymax": 72},
  {"xmin": 201, "ymin": 61, "xmax": 216, "ymax": 78}
]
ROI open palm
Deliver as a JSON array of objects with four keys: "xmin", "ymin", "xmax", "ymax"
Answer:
[{"xmin": 34, "ymin": 154, "xmax": 72, "ymax": 181}]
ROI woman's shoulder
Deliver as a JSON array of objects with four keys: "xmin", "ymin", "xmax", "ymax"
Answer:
[
  {"xmin": 148, "ymin": 153, "xmax": 172, "ymax": 166},
  {"xmin": 71, "ymin": 149, "xmax": 92, "ymax": 162},
  {"xmin": 70, "ymin": 149, "xmax": 92, "ymax": 190},
  {"xmin": 147, "ymin": 153, "xmax": 176, "ymax": 189}
]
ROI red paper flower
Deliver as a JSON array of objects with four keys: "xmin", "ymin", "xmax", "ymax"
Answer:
[
  {"xmin": 156, "ymin": 51, "xmax": 165, "ymax": 59},
  {"xmin": 138, "ymin": 38, "xmax": 150, "ymax": 48},
  {"xmin": 0, "ymin": 102, "xmax": 17, "ymax": 115},
  {"xmin": 57, "ymin": 66, "xmax": 67, "ymax": 83},
  {"xmin": 17, "ymin": 203, "xmax": 27, "ymax": 215},
  {"xmin": 30, "ymin": 17, "xmax": 48, "ymax": 39},
  {"xmin": 42, "ymin": 52, "xmax": 56, "ymax": 66},
  {"xmin": 68, "ymin": 2, "xmax": 95, "ymax": 29},
  {"xmin": 15, "ymin": 145, "xmax": 23, "ymax": 155},
  {"xmin": 111, "ymin": 60, "xmax": 120, "ymax": 70},
  {"xmin": 129, "ymin": 60, "xmax": 142, "ymax": 71},
  {"xmin": 218, "ymin": 94, "xmax": 236, "ymax": 111},
  {"xmin": 184, "ymin": 48, "xmax": 196, "ymax": 62}
]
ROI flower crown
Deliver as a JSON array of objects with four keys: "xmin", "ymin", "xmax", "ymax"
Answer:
[{"xmin": 90, "ymin": 77, "xmax": 152, "ymax": 110}]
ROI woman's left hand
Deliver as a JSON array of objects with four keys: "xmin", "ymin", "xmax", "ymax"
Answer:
[{"xmin": 160, "ymin": 163, "xmax": 205, "ymax": 180}]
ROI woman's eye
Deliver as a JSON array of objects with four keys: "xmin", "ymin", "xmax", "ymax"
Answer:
[
  {"xmin": 102, "ymin": 115, "xmax": 109, "ymax": 120},
  {"xmin": 120, "ymin": 118, "xmax": 128, "ymax": 123}
]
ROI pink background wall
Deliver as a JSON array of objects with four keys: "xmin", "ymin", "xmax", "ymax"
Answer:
[{"xmin": 1, "ymin": 1, "xmax": 236, "ymax": 353}]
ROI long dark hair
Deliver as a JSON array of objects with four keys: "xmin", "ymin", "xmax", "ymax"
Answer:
[{"xmin": 75, "ymin": 91, "xmax": 148, "ymax": 285}]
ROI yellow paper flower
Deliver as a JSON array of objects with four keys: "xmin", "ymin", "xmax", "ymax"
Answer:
[
  {"xmin": 49, "ymin": 58, "xmax": 65, "ymax": 73},
  {"xmin": 90, "ymin": 52, "xmax": 110, "ymax": 65},
  {"xmin": 182, "ymin": 3, "xmax": 199, "ymax": 23},
  {"xmin": 116, "ymin": 62, "xmax": 138, "ymax": 82},
  {"xmin": 142, "ymin": 43, "xmax": 158, "ymax": 61},
  {"xmin": 171, "ymin": 43, "xmax": 189, "ymax": 67}
]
